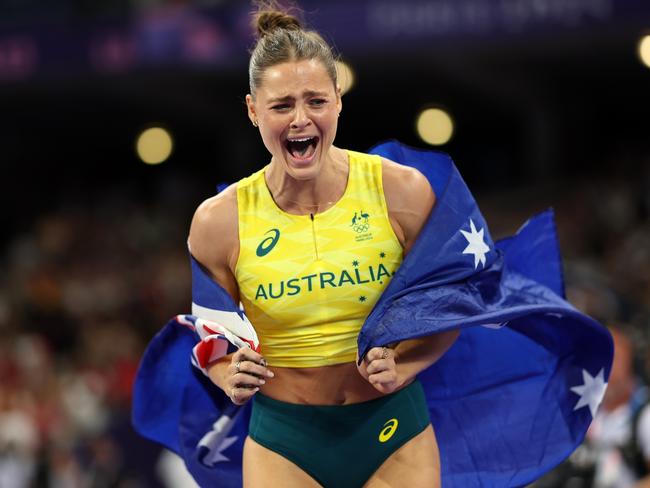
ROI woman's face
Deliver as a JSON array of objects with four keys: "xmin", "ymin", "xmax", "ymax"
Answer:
[{"xmin": 246, "ymin": 58, "xmax": 342, "ymax": 181}]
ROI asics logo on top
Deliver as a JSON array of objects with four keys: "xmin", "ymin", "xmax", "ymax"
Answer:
[
  {"xmin": 378, "ymin": 418, "xmax": 399, "ymax": 443},
  {"xmin": 256, "ymin": 229, "xmax": 281, "ymax": 257}
]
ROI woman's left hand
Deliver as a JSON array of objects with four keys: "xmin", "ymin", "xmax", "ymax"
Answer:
[{"xmin": 357, "ymin": 346, "xmax": 403, "ymax": 394}]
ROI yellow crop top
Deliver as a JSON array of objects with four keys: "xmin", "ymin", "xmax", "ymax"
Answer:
[{"xmin": 235, "ymin": 150, "xmax": 403, "ymax": 367}]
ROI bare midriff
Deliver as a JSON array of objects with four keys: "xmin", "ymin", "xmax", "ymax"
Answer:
[{"xmin": 258, "ymin": 362, "xmax": 385, "ymax": 405}]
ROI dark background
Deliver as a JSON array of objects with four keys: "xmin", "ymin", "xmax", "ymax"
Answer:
[
  {"xmin": 0, "ymin": 1, "xmax": 649, "ymax": 486},
  {"xmin": 1, "ymin": 0, "xmax": 649, "ymax": 242}
]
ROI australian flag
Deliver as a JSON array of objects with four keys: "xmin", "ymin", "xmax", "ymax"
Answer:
[{"xmin": 132, "ymin": 140, "xmax": 613, "ymax": 488}]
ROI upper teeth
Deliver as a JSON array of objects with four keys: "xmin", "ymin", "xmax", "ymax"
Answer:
[{"xmin": 288, "ymin": 137, "xmax": 313, "ymax": 142}]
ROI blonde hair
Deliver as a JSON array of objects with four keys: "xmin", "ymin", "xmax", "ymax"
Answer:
[{"xmin": 249, "ymin": 1, "xmax": 337, "ymax": 97}]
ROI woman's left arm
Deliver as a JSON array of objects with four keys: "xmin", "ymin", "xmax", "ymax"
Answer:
[{"xmin": 358, "ymin": 158, "xmax": 460, "ymax": 394}]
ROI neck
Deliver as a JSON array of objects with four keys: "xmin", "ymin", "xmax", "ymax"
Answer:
[{"xmin": 266, "ymin": 147, "xmax": 349, "ymax": 214}]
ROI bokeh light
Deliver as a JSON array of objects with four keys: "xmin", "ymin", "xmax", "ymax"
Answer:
[
  {"xmin": 416, "ymin": 107, "xmax": 454, "ymax": 146},
  {"xmin": 136, "ymin": 127, "xmax": 173, "ymax": 165},
  {"xmin": 638, "ymin": 35, "xmax": 650, "ymax": 69},
  {"xmin": 336, "ymin": 60, "xmax": 356, "ymax": 95}
]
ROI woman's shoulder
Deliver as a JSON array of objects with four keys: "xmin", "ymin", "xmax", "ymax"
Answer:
[
  {"xmin": 342, "ymin": 148, "xmax": 435, "ymax": 206},
  {"xmin": 191, "ymin": 164, "xmax": 268, "ymax": 234},
  {"xmin": 380, "ymin": 157, "xmax": 436, "ymax": 252},
  {"xmin": 347, "ymin": 149, "xmax": 431, "ymax": 186},
  {"xmin": 188, "ymin": 184, "xmax": 239, "ymax": 269},
  {"xmin": 380, "ymin": 157, "xmax": 435, "ymax": 202},
  {"xmin": 192, "ymin": 183, "xmax": 239, "ymax": 231}
]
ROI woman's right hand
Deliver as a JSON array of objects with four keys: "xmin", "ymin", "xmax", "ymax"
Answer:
[{"xmin": 208, "ymin": 346, "xmax": 274, "ymax": 405}]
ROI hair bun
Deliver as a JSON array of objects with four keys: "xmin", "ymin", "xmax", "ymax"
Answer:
[{"xmin": 255, "ymin": 11, "xmax": 301, "ymax": 38}]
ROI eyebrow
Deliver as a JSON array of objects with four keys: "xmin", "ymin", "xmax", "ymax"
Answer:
[{"xmin": 267, "ymin": 90, "xmax": 329, "ymax": 103}]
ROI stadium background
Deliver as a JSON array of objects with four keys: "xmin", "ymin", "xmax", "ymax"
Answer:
[{"xmin": 0, "ymin": 0, "xmax": 649, "ymax": 486}]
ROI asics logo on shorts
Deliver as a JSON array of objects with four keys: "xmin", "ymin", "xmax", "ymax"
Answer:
[
  {"xmin": 378, "ymin": 418, "xmax": 399, "ymax": 443},
  {"xmin": 256, "ymin": 229, "xmax": 281, "ymax": 257}
]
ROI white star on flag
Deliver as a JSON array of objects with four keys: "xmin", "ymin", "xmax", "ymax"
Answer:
[
  {"xmin": 202, "ymin": 435, "xmax": 238, "ymax": 465},
  {"xmin": 198, "ymin": 413, "xmax": 240, "ymax": 465},
  {"xmin": 460, "ymin": 219, "xmax": 490, "ymax": 269},
  {"xmin": 570, "ymin": 368, "xmax": 607, "ymax": 418}
]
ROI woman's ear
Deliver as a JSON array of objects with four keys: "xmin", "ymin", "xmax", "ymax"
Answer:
[
  {"xmin": 246, "ymin": 94, "xmax": 258, "ymax": 127},
  {"xmin": 336, "ymin": 85, "xmax": 342, "ymax": 115}
]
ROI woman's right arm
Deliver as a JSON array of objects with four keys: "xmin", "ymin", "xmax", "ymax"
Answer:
[
  {"xmin": 187, "ymin": 185, "xmax": 272, "ymax": 405},
  {"xmin": 188, "ymin": 185, "xmax": 240, "ymax": 300}
]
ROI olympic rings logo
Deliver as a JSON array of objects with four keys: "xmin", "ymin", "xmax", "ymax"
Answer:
[{"xmin": 352, "ymin": 223, "xmax": 370, "ymax": 233}]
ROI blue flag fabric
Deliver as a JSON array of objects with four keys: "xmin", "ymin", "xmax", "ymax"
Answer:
[{"xmin": 132, "ymin": 140, "xmax": 613, "ymax": 488}]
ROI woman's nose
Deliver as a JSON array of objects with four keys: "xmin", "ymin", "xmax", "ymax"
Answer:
[{"xmin": 290, "ymin": 105, "xmax": 311, "ymax": 129}]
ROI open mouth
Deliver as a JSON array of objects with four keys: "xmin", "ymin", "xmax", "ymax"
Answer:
[{"xmin": 285, "ymin": 136, "xmax": 319, "ymax": 160}]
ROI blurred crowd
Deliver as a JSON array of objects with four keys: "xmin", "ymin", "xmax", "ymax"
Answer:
[
  {"xmin": 0, "ymin": 187, "xmax": 194, "ymax": 487},
  {"xmin": 0, "ymin": 158, "xmax": 648, "ymax": 487}
]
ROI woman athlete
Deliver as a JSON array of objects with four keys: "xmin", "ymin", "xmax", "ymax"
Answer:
[{"xmin": 187, "ymin": 2, "xmax": 459, "ymax": 486}]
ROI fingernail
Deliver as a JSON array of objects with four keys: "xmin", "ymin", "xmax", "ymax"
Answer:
[
  {"xmin": 267, "ymin": 370, "xmax": 274, "ymax": 378},
  {"xmin": 259, "ymin": 379, "xmax": 266, "ymax": 385},
  {"xmin": 260, "ymin": 359, "xmax": 267, "ymax": 367},
  {"xmin": 254, "ymin": 387, "xmax": 259, "ymax": 392}
]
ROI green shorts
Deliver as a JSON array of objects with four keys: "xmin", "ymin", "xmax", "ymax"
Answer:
[{"xmin": 248, "ymin": 380, "xmax": 431, "ymax": 488}]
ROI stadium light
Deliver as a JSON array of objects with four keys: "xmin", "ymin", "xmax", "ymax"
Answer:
[
  {"xmin": 335, "ymin": 60, "xmax": 355, "ymax": 95},
  {"xmin": 416, "ymin": 107, "xmax": 454, "ymax": 146},
  {"xmin": 638, "ymin": 35, "xmax": 650, "ymax": 69},
  {"xmin": 136, "ymin": 126, "xmax": 173, "ymax": 165}
]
